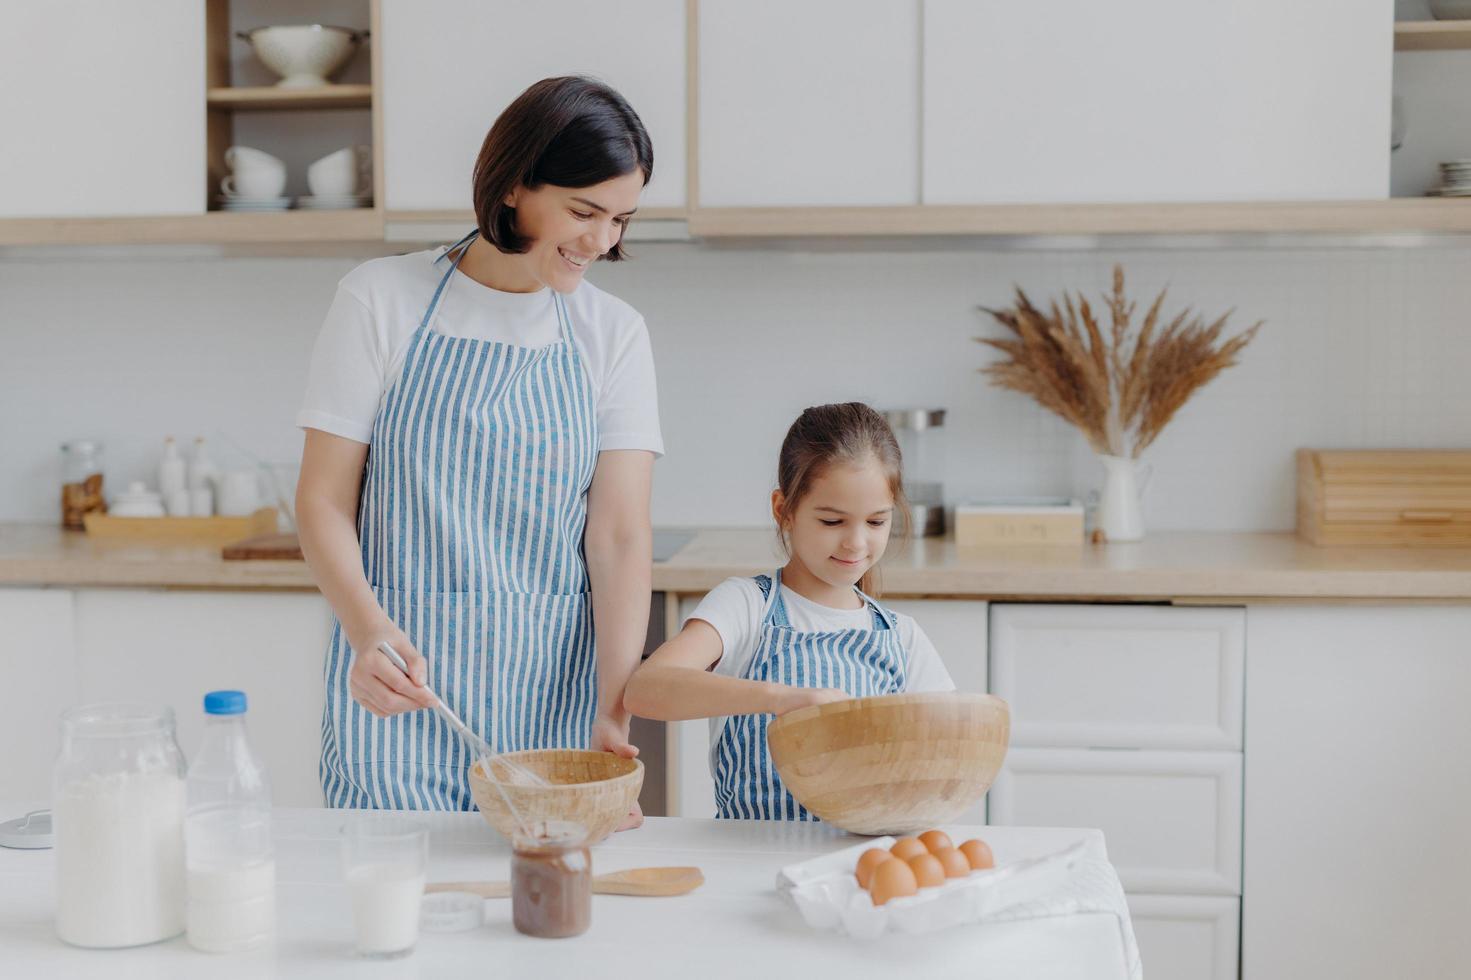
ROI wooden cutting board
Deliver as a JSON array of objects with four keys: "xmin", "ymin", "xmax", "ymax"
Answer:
[{"xmin": 222, "ymin": 532, "xmax": 304, "ymax": 560}]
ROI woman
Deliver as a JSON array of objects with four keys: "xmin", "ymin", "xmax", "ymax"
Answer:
[{"xmin": 296, "ymin": 77, "xmax": 660, "ymax": 820}]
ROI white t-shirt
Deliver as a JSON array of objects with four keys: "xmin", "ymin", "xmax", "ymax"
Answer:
[
  {"xmin": 297, "ymin": 246, "xmax": 663, "ymax": 454},
  {"xmin": 687, "ymin": 574, "xmax": 957, "ymax": 751}
]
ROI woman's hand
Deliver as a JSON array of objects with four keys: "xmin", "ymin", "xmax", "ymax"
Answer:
[
  {"xmin": 346, "ymin": 624, "xmax": 438, "ymax": 719},
  {"xmin": 774, "ymin": 686, "xmax": 850, "ymax": 716},
  {"xmin": 591, "ymin": 711, "xmax": 644, "ymax": 831}
]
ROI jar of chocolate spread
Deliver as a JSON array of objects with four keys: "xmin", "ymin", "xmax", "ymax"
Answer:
[{"xmin": 511, "ymin": 820, "xmax": 591, "ymax": 938}]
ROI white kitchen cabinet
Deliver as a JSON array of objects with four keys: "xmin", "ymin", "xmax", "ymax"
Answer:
[
  {"xmin": 0, "ymin": 2, "xmax": 204, "ymax": 218},
  {"xmin": 0, "ymin": 589, "xmax": 77, "ymax": 805},
  {"xmin": 1128, "ymin": 894, "xmax": 1240, "ymax": 980},
  {"xmin": 921, "ymin": 0, "xmax": 1391, "ymax": 204},
  {"xmin": 73, "ymin": 589, "xmax": 334, "ymax": 808},
  {"xmin": 667, "ymin": 592, "xmax": 989, "ymax": 820},
  {"xmin": 1243, "ymin": 605, "xmax": 1471, "ymax": 980},
  {"xmin": 990, "ymin": 605, "xmax": 1244, "ymax": 751},
  {"xmin": 697, "ymin": 0, "xmax": 920, "ymax": 207},
  {"xmin": 381, "ymin": 0, "xmax": 687, "ymax": 211},
  {"xmin": 990, "ymin": 748, "xmax": 1242, "ymax": 895}
]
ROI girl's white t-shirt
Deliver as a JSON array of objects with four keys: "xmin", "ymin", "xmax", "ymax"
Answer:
[
  {"xmin": 687, "ymin": 574, "xmax": 958, "ymax": 751},
  {"xmin": 296, "ymin": 246, "xmax": 663, "ymax": 454}
]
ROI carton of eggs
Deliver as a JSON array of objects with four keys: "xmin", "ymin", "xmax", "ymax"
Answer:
[
  {"xmin": 775, "ymin": 830, "xmax": 1085, "ymax": 938},
  {"xmin": 856, "ymin": 829, "xmax": 995, "ymax": 905}
]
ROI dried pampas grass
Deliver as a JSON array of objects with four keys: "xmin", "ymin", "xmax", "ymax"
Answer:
[{"xmin": 978, "ymin": 266, "xmax": 1261, "ymax": 458}]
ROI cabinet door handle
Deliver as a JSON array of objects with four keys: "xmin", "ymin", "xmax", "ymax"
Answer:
[{"xmin": 1400, "ymin": 509, "xmax": 1455, "ymax": 524}]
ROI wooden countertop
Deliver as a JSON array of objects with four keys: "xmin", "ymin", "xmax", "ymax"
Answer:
[{"xmin": 2, "ymin": 523, "xmax": 1470, "ymax": 601}]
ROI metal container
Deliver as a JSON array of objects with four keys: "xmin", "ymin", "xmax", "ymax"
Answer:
[{"xmin": 883, "ymin": 409, "xmax": 946, "ymax": 537}]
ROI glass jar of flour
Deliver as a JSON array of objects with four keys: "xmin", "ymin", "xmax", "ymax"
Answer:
[{"xmin": 53, "ymin": 703, "xmax": 187, "ymax": 947}]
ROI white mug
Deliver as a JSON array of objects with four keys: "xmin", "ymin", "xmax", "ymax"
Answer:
[
  {"xmin": 218, "ymin": 469, "xmax": 262, "ymax": 517},
  {"xmin": 307, "ymin": 145, "xmax": 370, "ymax": 197}
]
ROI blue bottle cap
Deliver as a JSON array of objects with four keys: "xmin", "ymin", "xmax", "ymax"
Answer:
[{"xmin": 203, "ymin": 690, "xmax": 247, "ymax": 715}]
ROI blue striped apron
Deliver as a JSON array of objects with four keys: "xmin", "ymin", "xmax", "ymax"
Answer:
[
  {"xmin": 712, "ymin": 569, "xmax": 908, "ymax": 821},
  {"xmin": 320, "ymin": 230, "xmax": 600, "ymax": 810}
]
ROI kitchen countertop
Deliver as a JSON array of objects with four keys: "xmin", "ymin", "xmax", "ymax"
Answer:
[
  {"xmin": 2, "ymin": 523, "xmax": 1470, "ymax": 601},
  {"xmin": 0, "ymin": 810, "xmax": 1133, "ymax": 980}
]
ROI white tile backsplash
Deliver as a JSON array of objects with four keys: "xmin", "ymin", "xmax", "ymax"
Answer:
[{"xmin": 2, "ymin": 243, "xmax": 1469, "ymax": 530}]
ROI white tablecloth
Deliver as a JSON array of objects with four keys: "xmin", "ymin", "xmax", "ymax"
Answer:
[{"xmin": 0, "ymin": 808, "xmax": 1138, "ymax": 979}]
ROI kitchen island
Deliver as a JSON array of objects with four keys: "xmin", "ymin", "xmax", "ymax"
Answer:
[{"xmin": 0, "ymin": 811, "xmax": 1136, "ymax": 980}]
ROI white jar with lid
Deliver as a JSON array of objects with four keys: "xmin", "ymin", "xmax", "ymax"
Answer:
[{"xmin": 53, "ymin": 703, "xmax": 187, "ymax": 947}]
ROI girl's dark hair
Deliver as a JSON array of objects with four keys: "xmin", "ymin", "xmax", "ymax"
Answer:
[
  {"xmin": 774, "ymin": 403, "xmax": 910, "ymax": 596},
  {"xmin": 472, "ymin": 75, "xmax": 653, "ymax": 262}
]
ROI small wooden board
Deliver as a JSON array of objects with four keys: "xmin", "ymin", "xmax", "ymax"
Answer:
[{"xmin": 222, "ymin": 532, "xmax": 304, "ymax": 561}]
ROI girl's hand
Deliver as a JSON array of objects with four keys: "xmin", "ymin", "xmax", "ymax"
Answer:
[
  {"xmin": 346, "ymin": 624, "xmax": 438, "ymax": 718},
  {"xmin": 590, "ymin": 712, "xmax": 643, "ymax": 831},
  {"xmin": 774, "ymin": 686, "xmax": 850, "ymax": 716}
]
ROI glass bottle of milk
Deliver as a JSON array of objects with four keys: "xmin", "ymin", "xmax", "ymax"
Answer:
[{"xmin": 185, "ymin": 690, "xmax": 276, "ymax": 952}]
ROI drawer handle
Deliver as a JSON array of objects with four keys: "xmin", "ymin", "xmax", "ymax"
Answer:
[{"xmin": 1400, "ymin": 509, "xmax": 1455, "ymax": 524}]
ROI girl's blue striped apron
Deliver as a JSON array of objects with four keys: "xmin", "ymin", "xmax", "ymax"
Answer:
[
  {"xmin": 320, "ymin": 230, "xmax": 600, "ymax": 810},
  {"xmin": 712, "ymin": 569, "xmax": 908, "ymax": 821}
]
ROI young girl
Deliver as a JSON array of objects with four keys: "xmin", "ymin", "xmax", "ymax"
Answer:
[{"xmin": 624, "ymin": 402, "xmax": 955, "ymax": 821}]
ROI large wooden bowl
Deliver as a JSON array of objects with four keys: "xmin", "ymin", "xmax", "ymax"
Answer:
[
  {"xmin": 468, "ymin": 749, "xmax": 643, "ymax": 844},
  {"xmin": 766, "ymin": 692, "xmax": 1010, "ymax": 835}
]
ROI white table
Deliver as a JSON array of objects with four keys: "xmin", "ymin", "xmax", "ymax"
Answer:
[{"xmin": 0, "ymin": 810, "xmax": 1136, "ymax": 979}]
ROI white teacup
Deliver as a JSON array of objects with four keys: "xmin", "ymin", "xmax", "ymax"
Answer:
[
  {"xmin": 307, "ymin": 145, "xmax": 370, "ymax": 197},
  {"xmin": 221, "ymin": 171, "xmax": 286, "ymax": 199},
  {"xmin": 222, "ymin": 145, "xmax": 287, "ymax": 199}
]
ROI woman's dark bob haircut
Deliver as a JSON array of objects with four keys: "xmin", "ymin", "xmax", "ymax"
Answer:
[{"xmin": 472, "ymin": 76, "xmax": 653, "ymax": 262}]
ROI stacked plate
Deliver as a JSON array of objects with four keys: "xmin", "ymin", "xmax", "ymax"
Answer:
[
  {"xmin": 296, "ymin": 194, "xmax": 373, "ymax": 210},
  {"xmin": 217, "ymin": 196, "xmax": 293, "ymax": 212},
  {"xmin": 1432, "ymin": 160, "xmax": 1471, "ymax": 197}
]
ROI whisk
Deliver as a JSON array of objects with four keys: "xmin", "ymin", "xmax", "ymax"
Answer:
[{"xmin": 376, "ymin": 642, "xmax": 545, "ymax": 836}]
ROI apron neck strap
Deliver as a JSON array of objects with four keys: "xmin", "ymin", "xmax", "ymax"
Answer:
[{"xmin": 419, "ymin": 229, "xmax": 479, "ymax": 333}]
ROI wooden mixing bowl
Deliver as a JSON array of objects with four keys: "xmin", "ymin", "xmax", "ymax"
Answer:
[
  {"xmin": 468, "ymin": 749, "xmax": 643, "ymax": 844},
  {"xmin": 766, "ymin": 692, "xmax": 1010, "ymax": 835}
]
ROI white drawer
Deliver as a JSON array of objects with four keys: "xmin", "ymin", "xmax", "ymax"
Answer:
[
  {"xmin": 1127, "ymin": 894, "xmax": 1239, "ymax": 980},
  {"xmin": 989, "ymin": 748, "xmax": 1242, "ymax": 894},
  {"xmin": 990, "ymin": 604, "xmax": 1244, "ymax": 750}
]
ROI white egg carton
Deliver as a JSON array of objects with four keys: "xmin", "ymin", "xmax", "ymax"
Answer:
[{"xmin": 775, "ymin": 836, "xmax": 1086, "ymax": 939}]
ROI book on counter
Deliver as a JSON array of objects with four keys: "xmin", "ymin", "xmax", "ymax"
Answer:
[{"xmin": 952, "ymin": 498, "xmax": 1085, "ymax": 547}]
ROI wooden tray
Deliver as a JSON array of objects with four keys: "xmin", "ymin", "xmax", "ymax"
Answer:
[{"xmin": 83, "ymin": 507, "xmax": 279, "ymax": 546}]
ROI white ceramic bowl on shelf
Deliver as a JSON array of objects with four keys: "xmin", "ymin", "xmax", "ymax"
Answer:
[
  {"xmin": 1430, "ymin": 0, "xmax": 1471, "ymax": 20},
  {"xmin": 237, "ymin": 25, "xmax": 367, "ymax": 88}
]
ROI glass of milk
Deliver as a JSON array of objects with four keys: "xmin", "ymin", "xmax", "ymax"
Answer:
[{"xmin": 340, "ymin": 816, "xmax": 429, "ymax": 959}]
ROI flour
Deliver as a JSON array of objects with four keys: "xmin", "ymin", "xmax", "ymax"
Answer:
[{"xmin": 54, "ymin": 770, "xmax": 185, "ymax": 948}]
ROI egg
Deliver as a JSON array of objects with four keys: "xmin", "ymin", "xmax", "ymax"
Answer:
[
  {"xmin": 933, "ymin": 846, "xmax": 972, "ymax": 878},
  {"xmin": 869, "ymin": 856, "xmax": 919, "ymax": 905},
  {"xmin": 918, "ymin": 829, "xmax": 953, "ymax": 854},
  {"xmin": 959, "ymin": 838, "xmax": 995, "ymax": 871},
  {"xmin": 906, "ymin": 853, "xmax": 946, "ymax": 889},
  {"xmin": 889, "ymin": 837, "xmax": 928, "ymax": 861},
  {"xmin": 855, "ymin": 848, "xmax": 892, "ymax": 889}
]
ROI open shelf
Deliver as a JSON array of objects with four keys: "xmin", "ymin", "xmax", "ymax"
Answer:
[
  {"xmin": 207, "ymin": 84, "xmax": 372, "ymax": 111},
  {"xmin": 0, "ymin": 209, "xmax": 384, "ymax": 246},
  {"xmin": 1394, "ymin": 20, "xmax": 1471, "ymax": 51}
]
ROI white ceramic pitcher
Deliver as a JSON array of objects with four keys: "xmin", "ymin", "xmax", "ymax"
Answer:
[{"xmin": 1096, "ymin": 454, "xmax": 1152, "ymax": 542}]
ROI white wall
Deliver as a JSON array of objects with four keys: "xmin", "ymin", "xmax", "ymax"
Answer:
[{"xmin": 2, "ymin": 243, "xmax": 1470, "ymax": 531}]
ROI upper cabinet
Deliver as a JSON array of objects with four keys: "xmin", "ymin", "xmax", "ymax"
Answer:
[
  {"xmin": 697, "ymin": 0, "xmax": 920, "ymax": 207},
  {"xmin": 921, "ymin": 0, "xmax": 1393, "ymax": 204},
  {"xmin": 0, "ymin": 2, "xmax": 205, "ymax": 218},
  {"xmin": 380, "ymin": 0, "xmax": 687, "ymax": 213}
]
